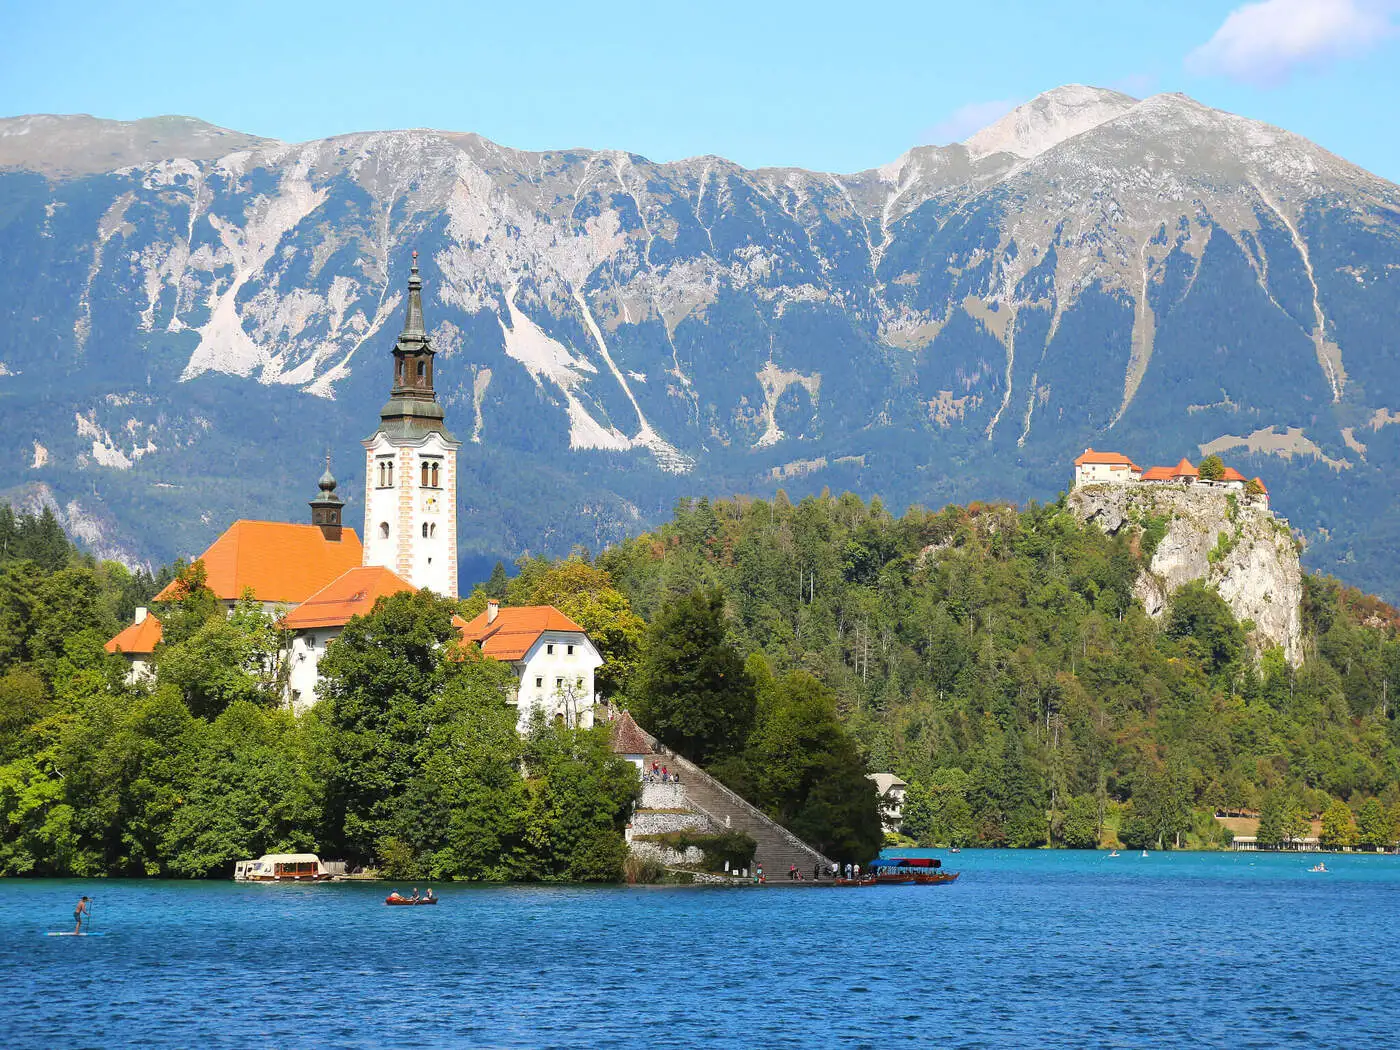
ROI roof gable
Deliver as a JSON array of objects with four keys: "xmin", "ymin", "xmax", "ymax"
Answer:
[
  {"xmin": 458, "ymin": 605, "xmax": 587, "ymax": 661},
  {"xmin": 280, "ymin": 566, "xmax": 415, "ymax": 630},
  {"xmin": 1074, "ymin": 448, "xmax": 1139, "ymax": 468},
  {"xmin": 155, "ymin": 521, "xmax": 363, "ymax": 604},
  {"xmin": 105, "ymin": 613, "xmax": 162, "ymax": 655}
]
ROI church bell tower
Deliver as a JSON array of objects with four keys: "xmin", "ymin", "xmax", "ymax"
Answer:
[{"xmin": 361, "ymin": 252, "xmax": 461, "ymax": 597}]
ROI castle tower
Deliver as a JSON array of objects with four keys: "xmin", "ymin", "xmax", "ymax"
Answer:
[{"xmin": 361, "ymin": 252, "xmax": 460, "ymax": 597}]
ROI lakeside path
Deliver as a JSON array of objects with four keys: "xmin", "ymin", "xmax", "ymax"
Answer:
[{"xmin": 5, "ymin": 850, "xmax": 1399, "ymax": 1048}]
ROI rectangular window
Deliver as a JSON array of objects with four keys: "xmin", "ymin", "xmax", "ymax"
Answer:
[
  {"xmin": 535, "ymin": 676, "xmax": 543, "ymax": 688},
  {"xmin": 546, "ymin": 643, "xmax": 554, "ymax": 655},
  {"xmin": 567, "ymin": 644, "xmax": 575, "ymax": 655},
  {"xmin": 555, "ymin": 678, "xmax": 564, "ymax": 690}
]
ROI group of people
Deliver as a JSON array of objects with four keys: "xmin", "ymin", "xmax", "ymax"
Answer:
[{"xmin": 644, "ymin": 761, "xmax": 680, "ymax": 785}]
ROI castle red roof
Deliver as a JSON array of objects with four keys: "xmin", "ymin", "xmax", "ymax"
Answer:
[
  {"xmin": 280, "ymin": 566, "xmax": 415, "ymax": 630},
  {"xmin": 154, "ymin": 521, "xmax": 363, "ymax": 605},
  {"xmin": 105, "ymin": 613, "xmax": 162, "ymax": 656},
  {"xmin": 1074, "ymin": 448, "xmax": 1141, "ymax": 470},
  {"xmin": 1140, "ymin": 466, "xmax": 1175, "ymax": 481},
  {"xmin": 1251, "ymin": 476, "xmax": 1269, "ymax": 494},
  {"xmin": 457, "ymin": 605, "xmax": 587, "ymax": 661},
  {"xmin": 1221, "ymin": 467, "xmax": 1248, "ymax": 483},
  {"xmin": 1171, "ymin": 458, "xmax": 1199, "ymax": 479}
]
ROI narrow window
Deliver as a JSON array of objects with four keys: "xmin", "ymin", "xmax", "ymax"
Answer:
[
  {"xmin": 422, "ymin": 523, "xmax": 429, "ymax": 538},
  {"xmin": 555, "ymin": 677, "xmax": 564, "ymax": 690},
  {"xmin": 429, "ymin": 523, "xmax": 437, "ymax": 538},
  {"xmin": 379, "ymin": 522, "xmax": 390, "ymax": 540},
  {"xmin": 546, "ymin": 643, "xmax": 554, "ymax": 655},
  {"xmin": 417, "ymin": 360, "xmax": 426, "ymax": 382},
  {"xmin": 422, "ymin": 462, "xmax": 430, "ymax": 487},
  {"xmin": 387, "ymin": 462, "xmax": 394, "ymax": 485},
  {"xmin": 535, "ymin": 676, "xmax": 543, "ymax": 689},
  {"xmin": 431, "ymin": 462, "xmax": 439, "ymax": 487},
  {"xmin": 567, "ymin": 644, "xmax": 574, "ymax": 655}
]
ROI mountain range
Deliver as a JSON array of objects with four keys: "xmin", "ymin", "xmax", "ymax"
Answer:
[{"xmin": 2, "ymin": 86, "xmax": 1399, "ymax": 596}]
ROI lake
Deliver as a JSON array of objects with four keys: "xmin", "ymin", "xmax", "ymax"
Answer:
[{"xmin": 4, "ymin": 849, "xmax": 1399, "ymax": 1048}]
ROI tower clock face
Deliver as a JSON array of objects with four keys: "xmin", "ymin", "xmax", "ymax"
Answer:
[{"xmin": 423, "ymin": 495, "xmax": 440, "ymax": 514}]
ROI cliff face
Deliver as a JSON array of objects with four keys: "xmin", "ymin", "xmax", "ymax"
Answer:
[{"xmin": 1068, "ymin": 484, "xmax": 1303, "ymax": 665}]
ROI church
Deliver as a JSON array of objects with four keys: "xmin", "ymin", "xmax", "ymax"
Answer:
[{"xmin": 106, "ymin": 255, "xmax": 600, "ymax": 727}]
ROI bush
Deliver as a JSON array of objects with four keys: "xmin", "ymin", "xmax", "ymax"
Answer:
[
  {"xmin": 378, "ymin": 836, "xmax": 422, "ymax": 880},
  {"xmin": 623, "ymin": 854, "xmax": 664, "ymax": 884},
  {"xmin": 638, "ymin": 829, "xmax": 757, "ymax": 871}
]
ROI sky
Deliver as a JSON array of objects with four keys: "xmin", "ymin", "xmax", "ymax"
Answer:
[{"xmin": 2, "ymin": 0, "xmax": 1399, "ymax": 181}]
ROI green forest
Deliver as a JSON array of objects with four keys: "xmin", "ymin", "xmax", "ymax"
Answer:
[{"xmin": 3, "ymin": 483, "xmax": 1400, "ymax": 880}]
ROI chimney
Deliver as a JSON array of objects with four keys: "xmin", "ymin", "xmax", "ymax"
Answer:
[
  {"xmin": 134, "ymin": 606, "xmax": 148, "ymax": 625},
  {"xmin": 487, "ymin": 600, "xmax": 499, "ymax": 624}
]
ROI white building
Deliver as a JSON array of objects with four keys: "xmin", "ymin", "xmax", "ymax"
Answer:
[
  {"xmin": 867, "ymin": 772, "xmax": 908, "ymax": 836},
  {"xmin": 361, "ymin": 251, "xmax": 461, "ymax": 598},
  {"xmin": 458, "ymin": 600, "xmax": 603, "ymax": 731},
  {"xmin": 1073, "ymin": 449, "xmax": 1142, "ymax": 486},
  {"xmin": 104, "ymin": 606, "xmax": 161, "ymax": 684},
  {"xmin": 281, "ymin": 565, "xmax": 417, "ymax": 713}
]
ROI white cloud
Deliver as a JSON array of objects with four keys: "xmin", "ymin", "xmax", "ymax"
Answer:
[
  {"xmin": 921, "ymin": 98, "xmax": 1021, "ymax": 145},
  {"xmin": 1187, "ymin": 0, "xmax": 1397, "ymax": 86}
]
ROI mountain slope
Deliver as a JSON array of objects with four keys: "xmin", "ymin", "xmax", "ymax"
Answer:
[{"xmin": 2, "ymin": 87, "xmax": 1399, "ymax": 596}]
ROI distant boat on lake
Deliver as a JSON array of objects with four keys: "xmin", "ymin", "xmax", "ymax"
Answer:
[{"xmin": 234, "ymin": 853, "xmax": 340, "ymax": 882}]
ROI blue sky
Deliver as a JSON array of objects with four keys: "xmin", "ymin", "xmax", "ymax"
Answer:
[{"xmin": 2, "ymin": 0, "xmax": 1398, "ymax": 180}]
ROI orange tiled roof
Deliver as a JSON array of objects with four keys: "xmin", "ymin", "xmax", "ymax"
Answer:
[
  {"xmin": 1251, "ymin": 476, "xmax": 1269, "ymax": 494},
  {"xmin": 1074, "ymin": 448, "xmax": 1141, "ymax": 470},
  {"xmin": 154, "ymin": 521, "xmax": 363, "ymax": 605},
  {"xmin": 1141, "ymin": 466, "xmax": 1175, "ymax": 481},
  {"xmin": 1221, "ymin": 467, "xmax": 1248, "ymax": 482},
  {"xmin": 458, "ymin": 604, "xmax": 586, "ymax": 661},
  {"xmin": 280, "ymin": 566, "xmax": 415, "ymax": 630},
  {"xmin": 1171, "ymin": 458, "xmax": 1199, "ymax": 479},
  {"xmin": 105, "ymin": 613, "xmax": 162, "ymax": 655}
]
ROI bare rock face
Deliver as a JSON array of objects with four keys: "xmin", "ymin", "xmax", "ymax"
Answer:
[{"xmin": 1068, "ymin": 483, "xmax": 1303, "ymax": 665}]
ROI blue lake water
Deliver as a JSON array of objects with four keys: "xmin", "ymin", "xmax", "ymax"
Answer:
[{"xmin": 5, "ymin": 849, "xmax": 1400, "ymax": 1048}]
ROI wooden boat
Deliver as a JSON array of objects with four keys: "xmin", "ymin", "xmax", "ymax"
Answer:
[
  {"xmin": 869, "ymin": 856, "xmax": 959, "ymax": 885},
  {"xmin": 385, "ymin": 895, "xmax": 438, "ymax": 906},
  {"xmin": 914, "ymin": 871, "xmax": 959, "ymax": 885}
]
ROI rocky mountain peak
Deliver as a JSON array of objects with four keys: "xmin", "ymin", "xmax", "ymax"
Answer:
[{"xmin": 962, "ymin": 84, "xmax": 1138, "ymax": 161}]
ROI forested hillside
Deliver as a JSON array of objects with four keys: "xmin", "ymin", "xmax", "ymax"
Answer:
[
  {"xmin": 4, "ymin": 486, "xmax": 1399, "ymax": 877},
  {"xmin": 585, "ymin": 492, "xmax": 1400, "ymax": 849}
]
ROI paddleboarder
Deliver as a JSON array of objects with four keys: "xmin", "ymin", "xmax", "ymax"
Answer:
[{"xmin": 73, "ymin": 896, "xmax": 91, "ymax": 935}]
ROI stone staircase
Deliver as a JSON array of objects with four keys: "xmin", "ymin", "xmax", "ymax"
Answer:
[{"xmin": 615, "ymin": 712, "xmax": 835, "ymax": 878}]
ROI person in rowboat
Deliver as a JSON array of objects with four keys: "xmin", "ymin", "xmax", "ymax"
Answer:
[{"xmin": 73, "ymin": 896, "xmax": 91, "ymax": 934}]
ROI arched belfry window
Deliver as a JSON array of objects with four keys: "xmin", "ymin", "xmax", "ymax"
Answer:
[
  {"xmin": 379, "ymin": 522, "xmax": 390, "ymax": 540},
  {"xmin": 421, "ymin": 522, "xmax": 429, "ymax": 538},
  {"xmin": 417, "ymin": 361, "xmax": 427, "ymax": 382},
  {"xmin": 431, "ymin": 462, "xmax": 439, "ymax": 487},
  {"xmin": 421, "ymin": 462, "xmax": 430, "ymax": 487}
]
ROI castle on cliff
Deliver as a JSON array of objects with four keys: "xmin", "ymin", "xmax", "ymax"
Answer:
[{"xmin": 1073, "ymin": 449, "xmax": 1268, "ymax": 504}]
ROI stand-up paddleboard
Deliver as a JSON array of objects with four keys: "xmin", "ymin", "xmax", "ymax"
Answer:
[{"xmin": 45, "ymin": 931, "xmax": 107, "ymax": 937}]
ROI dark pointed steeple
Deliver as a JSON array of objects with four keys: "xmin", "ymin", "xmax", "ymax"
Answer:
[
  {"xmin": 374, "ymin": 250, "xmax": 456, "ymax": 441},
  {"xmin": 309, "ymin": 452, "xmax": 345, "ymax": 538}
]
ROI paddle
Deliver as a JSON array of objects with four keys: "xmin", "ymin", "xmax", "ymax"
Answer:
[{"xmin": 85, "ymin": 899, "xmax": 94, "ymax": 936}]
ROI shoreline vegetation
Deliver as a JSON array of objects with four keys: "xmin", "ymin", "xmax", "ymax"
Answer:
[{"xmin": 2, "ymin": 488, "xmax": 1400, "ymax": 880}]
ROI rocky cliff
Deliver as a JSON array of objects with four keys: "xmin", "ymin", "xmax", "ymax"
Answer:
[{"xmin": 1068, "ymin": 483, "xmax": 1303, "ymax": 665}]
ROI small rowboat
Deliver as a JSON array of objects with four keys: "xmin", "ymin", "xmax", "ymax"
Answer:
[{"xmin": 385, "ymin": 895, "xmax": 438, "ymax": 906}]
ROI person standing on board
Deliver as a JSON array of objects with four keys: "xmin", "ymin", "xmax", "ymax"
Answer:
[{"xmin": 73, "ymin": 896, "xmax": 91, "ymax": 934}]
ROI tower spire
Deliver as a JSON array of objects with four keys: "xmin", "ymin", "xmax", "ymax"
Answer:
[
  {"xmin": 401, "ymin": 249, "xmax": 425, "ymax": 340},
  {"xmin": 309, "ymin": 452, "xmax": 344, "ymax": 538}
]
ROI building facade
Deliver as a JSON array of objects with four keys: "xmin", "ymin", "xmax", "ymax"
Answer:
[
  {"xmin": 361, "ymin": 252, "xmax": 461, "ymax": 598},
  {"xmin": 458, "ymin": 601, "xmax": 603, "ymax": 731}
]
